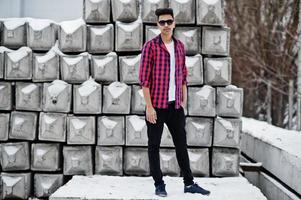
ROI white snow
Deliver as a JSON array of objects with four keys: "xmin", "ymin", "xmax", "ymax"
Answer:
[
  {"xmin": 47, "ymin": 80, "xmax": 68, "ymax": 97},
  {"xmin": 216, "ymin": 117, "xmax": 234, "ymax": 132},
  {"xmin": 4, "ymin": 145, "xmax": 19, "ymax": 156},
  {"xmin": 208, "ymin": 60, "xmax": 223, "ymax": 68},
  {"xmin": 3, "ymin": 19, "xmax": 26, "ymax": 30},
  {"xmin": 203, "ymin": 0, "xmax": 219, "ymax": 5},
  {"xmin": 129, "ymin": 115, "xmax": 145, "ymax": 131},
  {"xmin": 108, "ymin": 82, "xmax": 128, "ymax": 98},
  {"xmin": 123, "ymin": 54, "xmax": 141, "ymax": 65},
  {"xmin": 7, "ymin": 47, "xmax": 31, "ymax": 63},
  {"xmin": 88, "ymin": 0, "xmax": 103, "ymax": 3},
  {"xmin": 242, "ymin": 117, "xmax": 301, "ymax": 159},
  {"xmin": 94, "ymin": 56, "xmax": 114, "ymax": 67},
  {"xmin": 225, "ymin": 85, "xmax": 238, "ymax": 89},
  {"xmin": 62, "ymin": 56, "xmax": 83, "ymax": 66},
  {"xmin": 185, "ymin": 56, "xmax": 199, "ymax": 67},
  {"xmin": 196, "ymin": 85, "xmax": 212, "ymax": 99},
  {"xmin": 90, "ymin": 25, "xmax": 111, "ymax": 35},
  {"xmin": 36, "ymin": 50, "xmax": 56, "ymax": 63},
  {"xmin": 117, "ymin": 19, "xmax": 142, "ymax": 31},
  {"xmin": 28, "ymin": 19, "xmax": 52, "ymax": 30},
  {"xmin": 0, "ymin": 46, "xmax": 13, "ymax": 53},
  {"xmin": 78, "ymin": 77, "xmax": 100, "ymax": 97},
  {"xmin": 50, "ymin": 175, "xmax": 267, "ymax": 200},
  {"xmin": 60, "ymin": 18, "xmax": 85, "ymax": 34},
  {"xmin": 101, "ymin": 117, "xmax": 118, "ymax": 129},
  {"xmin": 71, "ymin": 118, "xmax": 86, "ymax": 130},
  {"xmin": 21, "ymin": 84, "xmax": 37, "ymax": 94},
  {"xmin": 44, "ymin": 115, "xmax": 57, "ymax": 124}
]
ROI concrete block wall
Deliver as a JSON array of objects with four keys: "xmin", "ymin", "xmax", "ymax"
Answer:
[{"xmin": 0, "ymin": 0, "xmax": 244, "ymax": 199}]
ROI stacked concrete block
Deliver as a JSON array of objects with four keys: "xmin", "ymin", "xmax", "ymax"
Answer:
[
  {"xmin": 1, "ymin": 19, "xmax": 27, "ymax": 49},
  {"xmin": 91, "ymin": 52, "xmax": 118, "ymax": 83},
  {"xmin": 26, "ymin": 19, "xmax": 57, "ymax": 51},
  {"xmin": 0, "ymin": 0, "xmax": 245, "ymax": 198},
  {"xmin": 33, "ymin": 50, "xmax": 60, "ymax": 82},
  {"xmin": 34, "ymin": 174, "xmax": 64, "ymax": 198},
  {"xmin": 0, "ymin": 172, "xmax": 31, "ymax": 199},
  {"xmin": 4, "ymin": 47, "xmax": 32, "ymax": 80}
]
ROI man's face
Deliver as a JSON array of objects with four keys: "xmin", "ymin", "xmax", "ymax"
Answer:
[{"xmin": 157, "ymin": 14, "xmax": 175, "ymax": 35}]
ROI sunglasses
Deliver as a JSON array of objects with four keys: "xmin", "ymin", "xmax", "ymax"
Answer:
[{"xmin": 158, "ymin": 19, "xmax": 174, "ymax": 26}]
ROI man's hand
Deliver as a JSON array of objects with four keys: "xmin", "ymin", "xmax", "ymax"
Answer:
[
  {"xmin": 180, "ymin": 101, "xmax": 186, "ymax": 109},
  {"xmin": 146, "ymin": 105, "xmax": 157, "ymax": 124}
]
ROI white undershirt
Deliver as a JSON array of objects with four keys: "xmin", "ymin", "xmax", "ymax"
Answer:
[{"xmin": 165, "ymin": 40, "xmax": 176, "ymax": 102}]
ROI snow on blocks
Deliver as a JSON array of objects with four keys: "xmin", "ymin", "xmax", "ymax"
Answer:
[
  {"xmin": 15, "ymin": 82, "xmax": 43, "ymax": 111},
  {"xmin": 202, "ymin": 26, "xmax": 230, "ymax": 56},
  {"xmin": 34, "ymin": 174, "xmax": 64, "ymax": 198},
  {"xmin": 125, "ymin": 115, "xmax": 148, "ymax": 146},
  {"xmin": 60, "ymin": 52, "xmax": 90, "ymax": 83},
  {"xmin": 42, "ymin": 80, "xmax": 72, "ymax": 113},
  {"xmin": 73, "ymin": 78, "xmax": 102, "ymax": 114},
  {"xmin": 185, "ymin": 117, "xmax": 213, "ymax": 147},
  {"xmin": 0, "ymin": 142, "xmax": 30, "ymax": 171},
  {"xmin": 102, "ymin": 81, "xmax": 131, "ymax": 114},
  {"xmin": 112, "ymin": 0, "xmax": 139, "ymax": 23},
  {"xmin": 169, "ymin": 0, "xmax": 196, "ymax": 24},
  {"xmin": 188, "ymin": 85, "xmax": 216, "ymax": 117},
  {"xmin": 26, "ymin": 19, "xmax": 57, "ymax": 51},
  {"xmin": 1, "ymin": 19, "xmax": 27, "ymax": 49},
  {"xmin": 97, "ymin": 116, "xmax": 125, "ymax": 146},
  {"xmin": 131, "ymin": 85, "xmax": 146, "ymax": 114},
  {"xmin": 90, "ymin": 52, "xmax": 118, "ymax": 83},
  {"xmin": 33, "ymin": 49, "xmax": 60, "ymax": 82},
  {"xmin": 66, "ymin": 115, "xmax": 96, "ymax": 145},
  {"xmin": 174, "ymin": 26, "xmax": 201, "ymax": 55},
  {"xmin": 9, "ymin": 111, "xmax": 38, "ymax": 141},
  {"xmin": 0, "ymin": 172, "xmax": 31, "ymax": 199},
  {"xmin": 142, "ymin": 0, "xmax": 169, "ymax": 23},
  {"xmin": 83, "ymin": 0, "xmax": 111, "ymax": 23},
  {"xmin": 63, "ymin": 146, "xmax": 93, "ymax": 176},
  {"xmin": 38, "ymin": 112, "xmax": 67, "ymax": 142},
  {"xmin": 58, "ymin": 18, "xmax": 87, "ymax": 53},
  {"xmin": 4, "ymin": 47, "xmax": 32, "ymax": 80},
  {"xmin": 197, "ymin": 0, "xmax": 225, "ymax": 26},
  {"xmin": 115, "ymin": 19, "xmax": 143, "ymax": 52},
  {"xmin": 87, "ymin": 24, "xmax": 114, "ymax": 53},
  {"xmin": 31, "ymin": 143, "xmax": 61, "ymax": 172},
  {"xmin": 204, "ymin": 57, "xmax": 232, "ymax": 86},
  {"xmin": 185, "ymin": 54, "xmax": 203, "ymax": 86},
  {"xmin": 119, "ymin": 54, "xmax": 141, "ymax": 84},
  {"xmin": 95, "ymin": 146, "xmax": 123, "ymax": 175},
  {"xmin": 217, "ymin": 85, "xmax": 244, "ymax": 117},
  {"xmin": 0, "ymin": 46, "xmax": 13, "ymax": 79}
]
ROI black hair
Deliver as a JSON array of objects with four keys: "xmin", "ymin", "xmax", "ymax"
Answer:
[{"xmin": 155, "ymin": 8, "xmax": 174, "ymax": 19}]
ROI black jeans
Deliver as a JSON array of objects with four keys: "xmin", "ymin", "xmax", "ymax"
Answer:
[{"xmin": 145, "ymin": 101, "xmax": 194, "ymax": 187}]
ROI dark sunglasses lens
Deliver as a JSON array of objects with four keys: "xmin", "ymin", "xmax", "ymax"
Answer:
[
  {"xmin": 166, "ymin": 19, "xmax": 173, "ymax": 25},
  {"xmin": 159, "ymin": 19, "xmax": 173, "ymax": 26}
]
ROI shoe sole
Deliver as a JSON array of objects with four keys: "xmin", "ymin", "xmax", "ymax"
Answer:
[
  {"xmin": 184, "ymin": 191, "xmax": 210, "ymax": 196},
  {"xmin": 156, "ymin": 194, "xmax": 167, "ymax": 197}
]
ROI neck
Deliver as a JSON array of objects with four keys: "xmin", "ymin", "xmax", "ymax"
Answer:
[{"xmin": 161, "ymin": 33, "xmax": 173, "ymax": 44}]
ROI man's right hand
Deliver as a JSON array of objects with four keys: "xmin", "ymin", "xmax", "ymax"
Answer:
[{"xmin": 146, "ymin": 105, "xmax": 157, "ymax": 124}]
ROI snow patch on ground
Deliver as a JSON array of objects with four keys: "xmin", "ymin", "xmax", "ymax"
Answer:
[{"xmin": 50, "ymin": 175, "xmax": 267, "ymax": 200}]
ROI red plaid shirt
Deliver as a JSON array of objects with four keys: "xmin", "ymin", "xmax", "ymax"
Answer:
[{"xmin": 139, "ymin": 34, "xmax": 188, "ymax": 109}]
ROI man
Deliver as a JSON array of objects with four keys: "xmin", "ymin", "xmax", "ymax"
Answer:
[{"xmin": 139, "ymin": 8, "xmax": 211, "ymax": 197}]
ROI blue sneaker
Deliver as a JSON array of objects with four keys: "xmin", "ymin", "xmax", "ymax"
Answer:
[
  {"xmin": 184, "ymin": 182, "xmax": 210, "ymax": 195},
  {"xmin": 155, "ymin": 183, "xmax": 167, "ymax": 197}
]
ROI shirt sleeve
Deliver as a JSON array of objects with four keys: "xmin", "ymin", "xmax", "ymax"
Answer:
[
  {"xmin": 182, "ymin": 43, "xmax": 188, "ymax": 85},
  {"xmin": 139, "ymin": 41, "xmax": 153, "ymax": 88}
]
